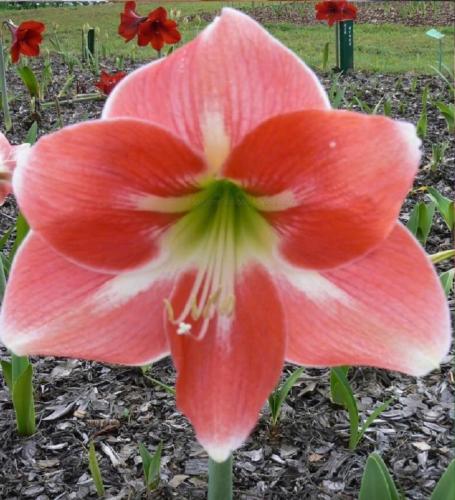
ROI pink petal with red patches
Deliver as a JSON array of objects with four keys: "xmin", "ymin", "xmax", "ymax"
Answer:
[
  {"xmin": 103, "ymin": 8, "xmax": 329, "ymax": 167},
  {"xmin": 14, "ymin": 118, "xmax": 206, "ymax": 273},
  {"xmin": 167, "ymin": 264, "xmax": 285, "ymax": 461},
  {"xmin": 225, "ymin": 110, "xmax": 420, "ymax": 269},
  {"xmin": 279, "ymin": 224, "xmax": 451, "ymax": 376},
  {"xmin": 0, "ymin": 233, "xmax": 172, "ymax": 365}
]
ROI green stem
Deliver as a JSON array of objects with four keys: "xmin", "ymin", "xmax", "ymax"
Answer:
[
  {"xmin": 11, "ymin": 354, "xmax": 29, "ymax": 383},
  {"xmin": 208, "ymin": 455, "xmax": 233, "ymax": 500},
  {"xmin": 0, "ymin": 33, "xmax": 12, "ymax": 131}
]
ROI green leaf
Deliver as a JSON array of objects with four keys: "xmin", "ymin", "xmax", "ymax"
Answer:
[
  {"xmin": 40, "ymin": 60, "xmax": 53, "ymax": 100},
  {"xmin": 426, "ymin": 187, "xmax": 454, "ymax": 231},
  {"xmin": 0, "ymin": 253, "xmax": 6, "ymax": 301},
  {"xmin": 268, "ymin": 367, "xmax": 304, "ymax": 426},
  {"xmin": 12, "ymin": 364, "xmax": 36, "ymax": 436},
  {"xmin": 383, "ymin": 98, "xmax": 392, "ymax": 117},
  {"xmin": 406, "ymin": 202, "xmax": 435, "ymax": 245},
  {"xmin": 431, "ymin": 459, "xmax": 455, "ymax": 500},
  {"xmin": 330, "ymin": 365, "xmax": 349, "ymax": 406},
  {"xmin": 88, "ymin": 442, "xmax": 105, "ymax": 497},
  {"xmin": 322, "ymin": 41, "xmax": 329, "ymax": 70},
  {"xmin": 330, "ymin": 367, "xmax": 359, "ymax": 449},
  {"xmin": 139, "ymin": 442, "xmax": 162, "ymax": 490},
  {"xmin": 7, "ymin": 213, "xmax": 30, "ymax": 271},
  {"xmin": 0, "ymin": 360, "xmax": 12, "ymax": 390},
  {"xmin": 17, "ymin": 66, "xmax": 40, "ymax": 99},
  {"xmin": 416, "ymin": 111, "xmax": 428, "ymax": 139},
  {"xmin": 354, "ymin": 398, "xmax": 393, "ymax": 449},
  {"xmin": 25, "ymin": 121, "xmax": 38, "ymax": 145},
  {"xmin": 0, "ymin": 224, "xmax": 14, "ymax": 252},
  {"xmin": 429, "ymin": 249, "xmax": 455, "ymax": 265},
  {"xmin": 439, "ymin": 269, "xmax": 454, "ymax": 296},
  {"xmin": 435, "ymin": 101, "xmax": 454, "ymax": 133},
  {"xmin": 359, "ymin": 453, "xmax": 400, "ymax": 500}
]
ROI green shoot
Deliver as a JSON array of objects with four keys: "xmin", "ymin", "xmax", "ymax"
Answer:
[
  {"xmin": 406, "ymin": 201, "xmax": 435, "ymax": 245},
  {"xmin": 359, "ymin": 453, "xmax": 400, "ymax": 500},
  {"xmin": 88, "ymin": 442, "xmax": 105, "ymax": 497},
  {"xmin": 429, "ymin": 142, "xmax": 449, "ymax": 172},
  {"xmin": 431, "ymin": 459, "xmax": 455, "ymax": 500},
  {"xmin": 268, "ymin": 367, "xmax": 304, "ymax": 427},
  {"xmin": 425, "ymin": 187, "xmax": 454, "ymax": 231},
  {"xmin": 139, "ymin": 442, "xmax": 163, "ymax": 491},
  {"xmin": 0, "ymin": 35, "xmax": 12, "ymax": 130},
  {"xmin": 330, "ymin": 367, "xmax": 392, "ymax": 449},
  {"xmin": 439, "ymin": 269, "xmax": 454, "ymax": 296},
  {"xmin": 430, "ymin": 249, "xmax": 455, "ymax": 265},
  {"xmin": 435, "ymin": 101, "xmax": 454, "ymax": 134}
]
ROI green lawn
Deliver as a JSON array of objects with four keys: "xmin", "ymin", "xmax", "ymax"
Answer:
[{"xmin": 1, "ymin": 1, "xmax": 453, "ymax": 74}]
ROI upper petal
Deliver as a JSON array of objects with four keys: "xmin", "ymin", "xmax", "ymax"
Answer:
[
  {"xmin": 14, "ymin": 118, "xmax": 207, "ymax": 273},
  {"xmin": 280, "ymin": 224, "xmax": 451, "ymax": 376},
  {"xmin": 0, "ymin": 233, "xmax": 172, "ymax": 365},
  {"xmin": 167, "ymin": 264, "xmax": 285, "ymax": 461},
  {"xmin": 224, "ymin": 110, "xmax": 421, "ymax": 269},
  {"xmin": 103, "ymin": 7, "xmax": 329, "ymax": 167}
]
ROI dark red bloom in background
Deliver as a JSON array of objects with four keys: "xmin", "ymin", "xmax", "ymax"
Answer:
[
  {"xmin": 8, "ymin": 20, "xmax": 45, "ymax": 63},
  {"xmin": 138, "ymin": 7, "xmax": 181, "ymax": 51},
  {"xmin": 315, "ymin": 1, "xmax": 357, "ymax": 27},
  {"xmin": 95, "ymin": 70, "xmax": 126, "ymax": 95},
  {"xmin": 118, "ymin": 1, "xmax": 146, "ymax": 42},
  {"xmin": 118, "ymin": 3, "xmax": 181, "ymax": 51}
]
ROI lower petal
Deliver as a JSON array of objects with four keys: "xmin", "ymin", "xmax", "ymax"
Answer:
[
  {"xmin": 167, "ymin": 264, "xmax": 285, "ymax": 461},
  {"xmin": 279, "ymin": 224, "xmax": 451, "ymax": 376},
  {"xmin": 0, "ymin": 233, "xmax": 173, "ymax": 365}
]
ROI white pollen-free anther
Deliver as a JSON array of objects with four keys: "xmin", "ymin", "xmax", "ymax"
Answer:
[{"xmin": 177, "ymin": 322, "xmax": 192, "ymax": 335}]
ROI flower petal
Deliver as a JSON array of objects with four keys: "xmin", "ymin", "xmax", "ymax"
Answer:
[
  {"xmin": 280, "ymin": 224, "xmax": 451, "ymax": 376},
  {"xmin": 224, "ymin": 110, "xmax": 420, "ymax": 269},
  {"xmin": 14, "ymin": 118, "xmax": 206, "ymax": 273},
  {"xmin": 167, "ymin": 264, "xmax": 285, "ymax": 461},
  {"xmin": 103, "ymin": 8, "xmax": 329, "ymax": 167},
  {"xmin": 0, "ymin": 233, "xmax": 172, "ymax": 365}
]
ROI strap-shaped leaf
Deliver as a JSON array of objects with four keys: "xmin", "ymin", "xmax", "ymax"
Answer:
[{"xmin": 359, "ymin": 453, "xmax": 400, "ymax": 500}]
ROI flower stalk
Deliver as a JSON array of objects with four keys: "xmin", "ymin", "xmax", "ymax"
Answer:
[
  {"xmin": 0, "ymin": 33, "xmax": 12, "ymax": 131},
  {"xmin": 208, "ymin": 455, "xmax": 233, "ymax": 500}
]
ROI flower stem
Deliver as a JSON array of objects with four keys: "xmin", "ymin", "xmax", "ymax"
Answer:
[
  {"xmin": 0, "ymin": 32, "xmax": 12, "ymax": 131},
  {"xmin": 208, "ymin": 455, "xmax": 233, "ymax": 500}
]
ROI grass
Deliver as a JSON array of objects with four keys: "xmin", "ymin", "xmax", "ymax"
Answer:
[{"xmin": 0, "ymin": 1, "xmax": 453, "ymax": 74}]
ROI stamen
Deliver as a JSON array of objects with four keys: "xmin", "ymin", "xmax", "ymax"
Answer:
[
  {"xmin": 177, "ymin": 322, "xmax": 192, "ymax": 335},
  {"xmin": 163, "ymin": 180, "xmax": 275, "ymax": 340}
]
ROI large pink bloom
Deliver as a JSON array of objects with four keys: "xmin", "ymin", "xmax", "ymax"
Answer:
[
  {"xmin": 0, "ymin": 9, "xmax": 450, "ymax": 461},
  {"xmin": 0, "ymin": 133, "xmax": 29, "ymax": 205}
]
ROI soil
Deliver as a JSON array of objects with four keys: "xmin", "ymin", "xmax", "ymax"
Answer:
[{"xmin": 0, "ymin": 10, "xmax": 454, "ymax": 500}]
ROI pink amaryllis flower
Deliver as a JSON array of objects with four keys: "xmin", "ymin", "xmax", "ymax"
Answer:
[
  {"xmin": 0, "ymin": 133, "xmax": 29, "ymax": 205},
  {"xmin": 0, "ymin": 9, "xmax": 450, "ymax": 461}
]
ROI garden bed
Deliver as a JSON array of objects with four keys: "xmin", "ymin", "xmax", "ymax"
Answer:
[{"xmin": 0, "ymin": 50, "xmax": 453, "ymax": 498}]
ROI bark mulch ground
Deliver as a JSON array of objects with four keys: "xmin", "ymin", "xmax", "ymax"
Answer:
[{"xmin": 0, "ymin": 39, "xmax": 454, "ymax": 500}]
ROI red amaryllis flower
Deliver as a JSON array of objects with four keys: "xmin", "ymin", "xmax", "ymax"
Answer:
[
  {"xmin": 95, "ymin": 70, "xmax": 127, "ymax": 95},
  {"xmin": 0, "ymin": 133, "xmax": 29, "ymax": 205},
  {"xmin": 8, "ymin": 20, "xmax": 45, "ymax": 64},
  {"xmin": 1, "ymin": 9, "xmax": 450, "ymax": 462},
  {"xmin": 118, "ymin": 1, "xmax": 146, "ymax": 42},
  {"xmin": 137, "ymin": 7, "xmax": 181, "ymax": 51},
  {"xmin": 316, "ymin": 1, "xmax": 357, "ymax": 27}
]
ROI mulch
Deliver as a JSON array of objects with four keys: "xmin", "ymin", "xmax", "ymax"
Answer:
[{"xmin": 0, "ymin": 10, "xmax": 454, "ymax": 500}]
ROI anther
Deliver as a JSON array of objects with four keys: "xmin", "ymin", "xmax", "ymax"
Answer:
[{"xmin": 177, "ymin": 322, "xmax": 192, "ymax": 335}]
